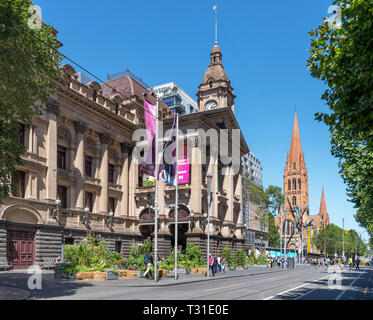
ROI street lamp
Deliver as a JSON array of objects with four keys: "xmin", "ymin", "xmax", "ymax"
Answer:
[
  {"xmin": 206, "ymin": 172, "xmax": 213, "ymax": 278},
  {"xmin": 190, "ymin": 211, "xmax": 195, "ymax": 231},
  {"xmin": 81, "ymin": 205, "xmax": 89, "ymax": 224},
  {"xmin": 50, "ymin": 195, "xmax": 61, "ymax": 219},
  {"xmin": 106, "ymin": 210, "xmax": 114, "ymax": 227}
]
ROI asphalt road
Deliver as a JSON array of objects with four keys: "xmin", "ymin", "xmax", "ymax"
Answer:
[{"xmin": 1, "ymin": 266, "xmax": 372, "ymax": 300}]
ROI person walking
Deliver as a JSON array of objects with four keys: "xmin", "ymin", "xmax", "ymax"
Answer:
[
  {"xmin": 221, "ymin": 256, "xmax": 226, "ymax": 274},
  {"xmin": 143, "ymin": 251, "xmax": 154, "ymax": 279},
  {"xmin": 213, "ymin": 255, "xmax": 218, "ymax": 275},
  {"xmin": 217, "ymin": 255, "xmax": 221, "ymax": 273},
  {"xmin": 355, "ymin": 257, "xmax": 360, "ymax": 271},
  {"xmin": 209, "ymin": 253, "xmax": 215, "ymax": 277},
  {"xmin": 348, "ymin": 257, "xmax": 353, "ymax": 269}
]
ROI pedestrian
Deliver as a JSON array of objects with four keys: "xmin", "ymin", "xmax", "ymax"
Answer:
[
  {"xmin": 348, "ymin": 257, "xmax": 353, "ymax": 269},
  {"xmin": 221, "ymin": 256, "xmax": 226, "ymax": 274},
  {"xmin": 209, "ymin": 253, "xmax": 215, "ymax": 277},
  {"xmin": 355, "ymin": 257, "xmax": 360, "ymax": 271},
  {"xmin": 213, "ymin": 255, "xmax": 218, "ymax": 275},
  {"xmin": 143, "ymin": 251, "xmax": 153, "ymax": 279},
  {"xmin": 270, "ymin": 256, "xmax": 274, "ymax": 268},
  {"xmin": 217, "ymin": 255, "xmax": 221, "ymax": 273}
]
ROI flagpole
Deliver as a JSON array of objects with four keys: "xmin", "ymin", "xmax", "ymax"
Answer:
[
  {"xmin": 215, "ymin": 5, "xmax": 218, "ymax": 45},
  {"xmin": 154, "ymin": 95, "xmax": 159, "ymax": 283},
  {"xmin": 174, "ymin": 115, "xmax": 179, "ymax": 280}
]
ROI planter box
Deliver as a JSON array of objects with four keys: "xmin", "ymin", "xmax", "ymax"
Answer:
[
  {"xmin": 190, "ymin": 268, "xmax": 199, "ymax": 274},
  {"xmin": 137, "ymin": 271, "xmax": 144, "ymax": 278},
  {"xmin": 106, "ymin": 270, "xmax": 118, "ymax": 280},
  {"xmin": 76, "ymin": 272, "xmax": 106, "ymax": 281},
  {"xmin": 118, "ymin": 270, "xmax": 137, "ymax": 279},
  {"xmin": 197, "ymin": 268, "xmax": 207, "ymax": 274}
]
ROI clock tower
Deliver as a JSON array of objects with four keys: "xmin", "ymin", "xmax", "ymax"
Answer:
[{"xmin": 197, "ymin": 44, "xmax": 236, "ymax": 112}]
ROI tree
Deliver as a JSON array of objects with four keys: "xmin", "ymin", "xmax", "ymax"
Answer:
[
  {"xmin": 312, "ymin": 224, "xmax": 367, "ymax": 257},
  {"xmin": 307, "ymin": 0, "xmax": 373, "ymax": 243},
  {"xmin": 243, "ymin": 176, "xmax": 283, "ymax": 247},
  {"xmin": 0, "ymin": 0, "xmax": 61, "ymax": 203}
]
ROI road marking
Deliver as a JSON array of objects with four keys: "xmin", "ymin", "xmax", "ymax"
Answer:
[
  {"xmin": 204, "ymin": 282, "xmax": 247, "ymax": 292},
  {"xmin": 263, "ymin": 274, "xmax": 332, "ymax": 300},
  {"xmin": 335, "ymin": 272, "xmax": 363, "ymax": 300}
]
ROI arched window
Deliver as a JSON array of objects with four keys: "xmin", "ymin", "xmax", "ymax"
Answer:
[
  {"xmin": 292, "ymin": 196, "xmax": 296, "ymax": 206},
  {"xmin": 298, "ymin": 179, "xmax": 301, "ymax": 190},
  {"xmin": 292, "ymin": 178, "xmax": 297, "ymax": 190},
  {"xmin": 293, "ymin": 162, "xmax": 296, "ymax": 170},
  {"xmin": 93, "ymin": 90, "xmax": 97, "ymax": 102},
  {"xmin": 288, "ymin": 179, "xmax": 291, "ymax": 191},
  {"xmin": 115, "ymin": 104, "xmax": 119, "ymax": 114}
]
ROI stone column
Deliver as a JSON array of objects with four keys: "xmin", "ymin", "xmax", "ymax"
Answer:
[
  {"xmin": 45, "ymin": 100, "xmax": 59, "ymax": 201},
  {"xmin": 128, "ymin": 154, "xmax": 137, "ymax": 217},
  {"xmin": 99, "ymin": 133, "xmax": 111, "ymax": 214},
  {"xmin": 235, "ymin": 170, "xmax": 244, "ymax": 239},
  {"xmin": 74, "ymin": 121, "xmax": 87, "ymax": 209},
  {"xmin": 120, "ymin": 143, "xmax": 132, "ymax": 217},
  {"xmin": 222, "ymin": 165, "xmax": 234, "ymax": 237},
  {"xmin": 190, "ymin": 137, "xmax": 202, "ymax": 215}
]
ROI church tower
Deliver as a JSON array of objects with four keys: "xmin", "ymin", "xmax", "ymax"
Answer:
[
  {"xmin": 283, "ymin": 110, "xmax": 309, "ymax": 222},
  {"xmin": 196, "ymin": 45, "xmax": 236, "ymax": 112}
]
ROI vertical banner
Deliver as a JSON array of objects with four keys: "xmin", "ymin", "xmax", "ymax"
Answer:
[
  {"xmin": 177, "ymin": 145, "xmax": 189, "ymax": 184},
  {"xmin": 139, "ymin": 100, "xmax": 157, "ymax": 176},
  {"xmin": 308, "ymin": 226, "xmax": 311, "ymax": 253}
]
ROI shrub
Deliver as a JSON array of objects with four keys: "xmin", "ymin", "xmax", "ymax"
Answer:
[
  {"xmin": 234, "ymin": 249, "xmax": 247, "ymax": 268},
  {"xmin": 185, "ymin": 244, "xmax": 204, "ymax": 267},
  {"xmin": 222, "ymin": 247, "xmax": 232, "ymax": 267}
]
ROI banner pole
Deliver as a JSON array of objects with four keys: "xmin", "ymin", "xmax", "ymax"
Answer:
[
  {"xmin": 174, "ymin": 115, "xmax": 179, "ymax": 280},
  {"xmin": 154, "ymin": 96, "xmax": 159, "ymax": 283}
]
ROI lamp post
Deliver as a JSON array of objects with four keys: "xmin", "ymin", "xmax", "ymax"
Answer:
[
  {"xmin": 206, "ymin": 173, "xmax": 213, "ymax": 278},
  {"xmin": 190, "ymin": 211, "xmax": 195, "ymax": 230},
  {"xmin": 106, "ymin": 210, "xmax": 114, "ymax": 227},
  {"xmin": 81, "ymin": 205, "xmax": 89, "ymax": 225},
  {"xmin": 50, "ymin": 195, "xmax": 61, "ymax": 219}
]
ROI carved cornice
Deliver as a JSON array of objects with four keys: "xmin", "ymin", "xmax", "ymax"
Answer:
[{"xmin": 74, "ymin": 121, "xmax": 87, "ymax": 134}]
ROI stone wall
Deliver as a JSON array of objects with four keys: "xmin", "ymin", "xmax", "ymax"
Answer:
[
  {"xmin": 35, "ymin": 227, "xmax": 63, "ymax": 263},
  {"xmin": 0, "ymin": 222, "xmax": 6, "ymax": 258}
]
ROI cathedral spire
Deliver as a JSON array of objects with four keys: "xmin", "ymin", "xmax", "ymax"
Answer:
[
  {"xmin": 289, "ymin": 110, "xmax": 302, "ymax": 160},
  {"xmin": 319, "ymin": 187, "xmax": 327, "ymax": 217}
]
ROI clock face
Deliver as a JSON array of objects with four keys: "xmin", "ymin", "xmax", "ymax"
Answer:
[{"xmin": 205, "ymin": 100, "xmax": 217, "ymax": 110}]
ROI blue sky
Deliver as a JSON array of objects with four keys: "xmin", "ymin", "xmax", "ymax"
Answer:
[{"xmin": 35, "ymin": 0, "xmax": 368, "ymax": 240}]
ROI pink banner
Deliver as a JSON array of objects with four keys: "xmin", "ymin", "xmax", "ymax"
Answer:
[
  {"xmin": 177, "ymin": 145, "xmax": 189, "ymax": 184},
  {"xmin": 139, "ymin": 100, "xmax": 156, "ymax": 176}
]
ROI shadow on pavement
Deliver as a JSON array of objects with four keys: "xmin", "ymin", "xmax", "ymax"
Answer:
[{"xmin": 0, "ymin": 271, "xmax": 94, "ymax": 300}]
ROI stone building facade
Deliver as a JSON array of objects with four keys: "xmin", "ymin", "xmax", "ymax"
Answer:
[{"xmin": 0, "ymin": 43, "xmax": 250, "ymax": 269}]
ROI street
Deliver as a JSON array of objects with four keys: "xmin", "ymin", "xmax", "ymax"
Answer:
[{"xmin": 0, "ymin": 266, "xmax": 372, "ymax": 300}]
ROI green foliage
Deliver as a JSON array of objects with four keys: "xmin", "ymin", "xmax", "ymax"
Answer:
[
  {"xmin": 307, "ymin": 0, "xmax": 373, "ymax": 243},
  {"xmin": 222, "ymin": 247, "xmax": 232, "ymax": 267},
  {"xmin": 255, "ymin": 254, "xmax": 269, "ymax": 265},
  {"xmin": 267, "ymin": 214, "xmax": 281, "ymax": 248},
  {"xmin": 312, "ymin": 223, "xmax": 368, "ymax": 257},
  {"xmin": 234, "ymin": 249, "xmax": 247, "ymax": 268},
  {"xmin": 185, "ymin": 244, "xmax": 204, "ymax": 267},
  {"xmin": 63, "ymin": 233, "xmax": 124, "ymax": 273},
  {"xmin": 0, "ymin": 0, "xmax": 62, "ymax": 203}
]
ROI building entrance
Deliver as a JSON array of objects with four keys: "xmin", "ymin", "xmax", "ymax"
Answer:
[{"xmin": 7, "ymin": 230, "xmax": 35, "ymax": 269}]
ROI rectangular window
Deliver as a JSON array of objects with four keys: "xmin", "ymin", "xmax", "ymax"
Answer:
[
  {"xmin": 85, "ymin": 191, "xmax": 94, "ymax": 212},
  {"xmin": 108, "ymin": 164, "xmax": 115, "ymax": 184},
  {"xmin": 109, "ymin": 197, "xmax": 115, "ymax": 214},
  {"xmin": 17, "ymin": 123, "xmax": 25, "ymax": 146},
  {"xmin": 115, "ymin": 241, "xmax": 122, "ymax": 254},
  {"xmin": 85, "ymin": 155, "xmax": 92, "ymax": 177},
  {"xmin": 57, "ymin": 145, "xmax": 67, "ymax": 170},
  {"xmin": 57, "ymin": 185, "xmax": 67, "ymax": 208},
  {"xmin": 11, "ymin": 170, "xmax": 25, "ymax": 198}
]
